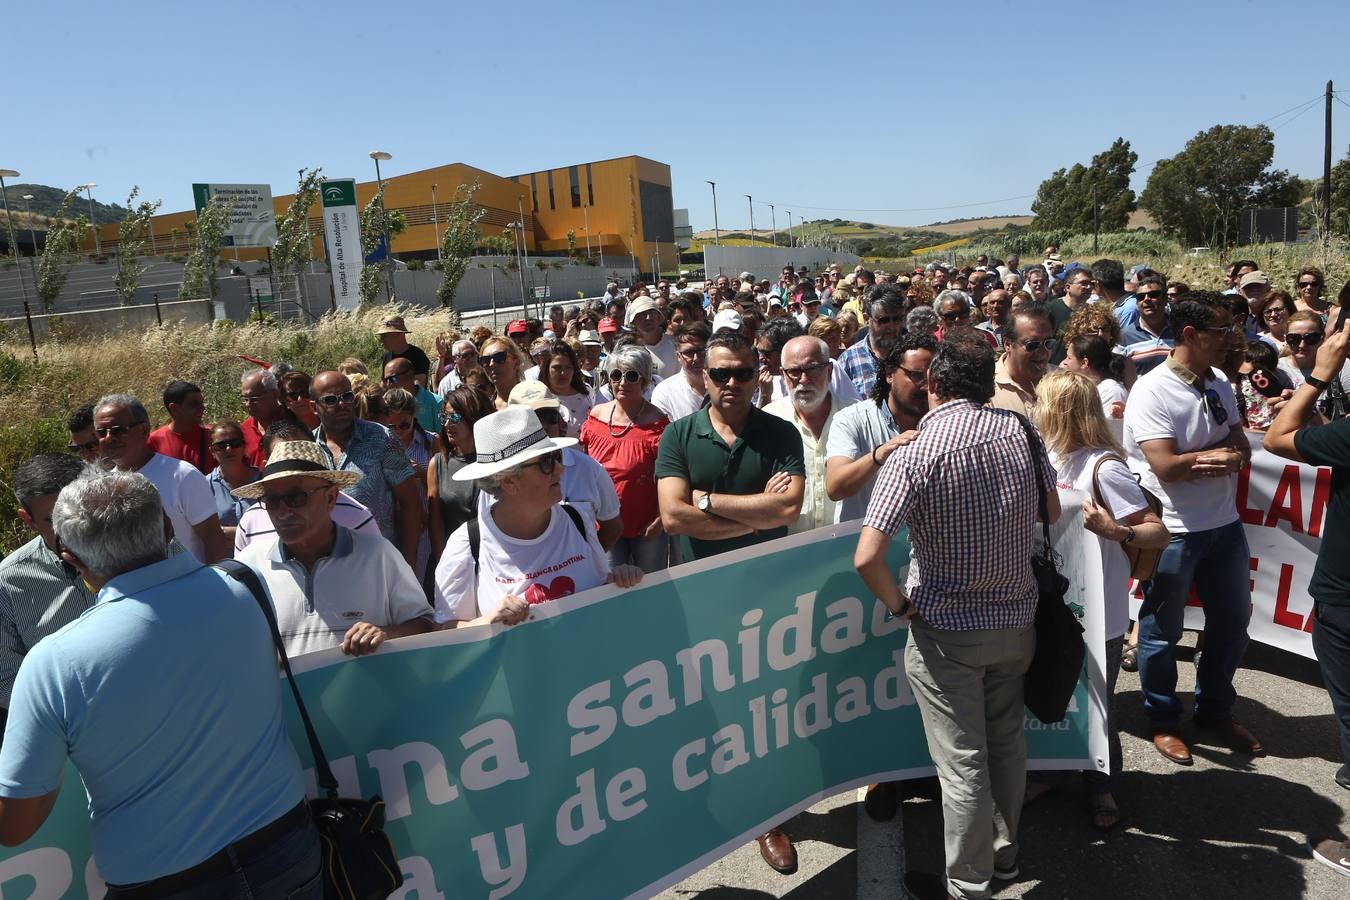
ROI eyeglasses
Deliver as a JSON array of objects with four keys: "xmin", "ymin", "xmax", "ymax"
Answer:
[
  {"xmin": 67, "ymin": 438, "xmax": 99, "ymax": 453},
  {"xmin": 1286, "ymin": 332, "xmax": 1324, "ymax": 348},
  {"xmin": 783, "ymin": 361, "xmax": 829, "ymax": 381},
  {"xmin": 1136, "ymin": 289, "xmax": 1165, "ymax": 300},
  {"xmin": 895, "ymin": 365, "xmax": 928, "ymax": 385},
  {"xmin": 481, "ymin": 350, "xmax": 511, "ymax": 366},
  {"xmin": 1015, "ymin": 338, "xmax": 1057, "ymax": 353},
  {"xmin": 939, "ymin": 309, "xmax": 969, "ymax": 322},
  {"xmin": 1204, "ymin": 323, "xmax": 1243, "ymax": 334},
  {"xmin": 1298, "ymin": 281, "xmax": 1322, "ymax": 290},
  {"xmin": 707, "ymin": 367, "xmax": 757, "ymax": 385},
  {"xmin": 94, "ymin": 423, "xmax": 137, "ymax": 438},
  {"xmin": 390, "ymin": 420, "xmax": 414, "ymax": 431},
  {"xmin": 316, "ymin": 390, "xmax": 357, "ymax": 407},
  {"xmin": 241, "ymin": 394, "xmax": 272, "ymax": 405},
  {"xmin": 608, "ymin": 369, "xmax": 642, "ymax": 384},
  {"xmin": 211, "ymin": 438, "xmax": 244, "ymax": 451},
  {"xmin": 285, "ymin": 391, "xmax": 308, "ymax": 401},
  {"xmin": 260, "ymin": 485, "xmax": 328, "ymax": 511},
  {"xmin": 453, "ymin": 350, "xmax": 478, "ymax": 360},
  {"xmin": 521, "ymin": 450, "xmax": 562, "ymax": 475},
  {"xmin": 1262, "ymin": 308, "xmax": 1287, "ymax": 320},
  {"xmin": 677, "ymin": 346, "xmax": 705, "ymax": 360},
  {"xmin": 444, "ymin": 410, "xmax": 465, "ymax": 425},
  {"xmin": 1203, "ymin": 388, "xmax": 1229, "ymax": 426}
]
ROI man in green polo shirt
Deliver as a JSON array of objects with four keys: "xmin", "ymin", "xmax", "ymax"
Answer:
[{"xmin": 654, "ymin": 329, "xmax": 806, "ymax": 876}]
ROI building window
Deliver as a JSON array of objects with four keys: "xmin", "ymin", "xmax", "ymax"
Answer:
[
  {"xmin": 569, "ymin": 166, "xmax": 581, "ymax": 208},
  {"xmin": 586, "ymin": 164, "xmax": 594, "ymax": 206},
  {"xmin": 530, "ymin": 174, "xmax": 538, "ymax": 213},
  {"xmin": 547, "ymin": 171, "xmax": 556, "ymax": 211},
  {"xmin": 638, "ymin": 181, "xmax": 675, "ymax": 243}
]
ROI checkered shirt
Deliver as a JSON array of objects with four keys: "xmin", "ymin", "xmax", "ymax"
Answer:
[
  {"xmin": 838, "ymin": 339, "xmax": 883, "ymax": 399},
  {"xmin": 863, "ymin": 400, "xmax": 1055, "ymax": 630}
]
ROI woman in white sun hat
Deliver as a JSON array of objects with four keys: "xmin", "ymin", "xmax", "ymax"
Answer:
[{"xmin": 432, "ymin": 406, "xmax": 644, "ymax": 628}]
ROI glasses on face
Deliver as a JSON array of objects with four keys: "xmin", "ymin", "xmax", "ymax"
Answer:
[
  {"xmin": 94, "ymin": 423, "xmax": 137, "ymax": 438},
  {"xmin": 317, "ymin": 390, "xmax": 357, "ymax": 407},
  {"xmin": 895, "ymin": 365, "xmax": 928, "ymax": 385},
  {"xmin": 1203, "ymin": 388, "xmax": 1229, "ymax": 426},
  {"xmin": 444, "ymin": 410, "xmax": 465, "ymax": 425},
  {"xmin": 1204, "ymin": 323, "xmax": 1243, "ymax": 335},
  {"xmin": 940, "ymin": 309, "xmax": 969, "ymax": 322},
  {"xmin": 1263, "ymin": 308, "xmax": 1287, "ymax": 320},
  {"xmin": 608, "ymin": 369, "xmax": 641, "ymax": 384},
  {"xmin": 783, "ymin": 361, "xmax": 829, "ymax": 381},
  {"xmin": 1286, "ymin": 332, "xmax": 1324, "ymax": 349},
  {"xmin": 260, "ymin": 485, "xmax": 327, "ymax": 511},
  {"xmin": 677, "ymin": 346, "xmax": 705, "ymax": 360},
  {"xmin": 522, "ymin": 450, "xmax": 562, "ymax": 475},
  {"xmin": 453, "ymin": 350, "xmax": 478, "ymax": 360},
  {"xmin": 1298, "ymin": 281, "xmax": 1322, "ymax": 290},
  {"xmin": 1137, "ymin": 289, "xmax": 1165, "ymax": 300},
  {"xmin": 481, "ymin": 350, "xmax": 511, "ymax": 366},
  {"xmin": 68, "ymin": 438, "xmax": 99, "ymax": 453},
  {"xmin": 872, "ymin": 314, "xmax": 901, "ymax": 326},
  {"xmin": 211, "ymin": 438, "xmax": 244, "ymax": 451},
  {"xmin": 285, "ymin": 391, "xmax": 308, "ymax": 401},
  {"xmin": 707, "ymin": 367, "xmax": 756, "ymax": 385},
  {"xmin": 1015, "ymin": 338, "xmax": 1057, "ymax": 353},
  {"xmin": 241, "ymin": 394, "xmax": 272, "ymax": 405},
  {"xmin": 390, "ymin": 419, "xmax": 414, "ymax": 431}
]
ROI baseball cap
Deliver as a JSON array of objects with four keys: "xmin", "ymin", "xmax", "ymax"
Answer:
[
  {"xmin": 1240, "ymin": 271, "xmax": 1270, "ymax": 288},
  {"xmin": 598, "ymin": 317, "xmax": 619, "ymax": 334},
  {"xmin": 625, "ymin": 297, "xmax": 661, "ymax": 325},
  {"xmin": 506, "ymin": 319, "xmax": 529, "ymax": 335},
  {"xmin": 578, "ymin": 329, "xmax": 603, "ymax": 346},
  {"xmin": 508, "ymin": 380, "xmax": 561, "ymax": 410},
  {"xmin": 712, "ymin": 309, "xmax": 743, "ymax": 333}
]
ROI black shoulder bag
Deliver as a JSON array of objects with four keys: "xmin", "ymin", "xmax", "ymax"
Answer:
[
  {"xmin": 1013, "ymin": 416, "xmax": 1086, "ymax": 725},
  {"xmin": 215, "ymin": 559, "xmax": 404, "ymax": 900}
]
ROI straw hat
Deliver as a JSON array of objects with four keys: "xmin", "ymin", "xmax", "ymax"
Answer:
[
  {"xmin": 452, "ymin": 407, "xmax": 577, "ymax": 481},
  {"xmin": 375, "ymin": 316, "xmax": 410, "ymax": 335},
  {"xmin": 231, "ymin": 441, "xmax": 361, "ymax": 500}
]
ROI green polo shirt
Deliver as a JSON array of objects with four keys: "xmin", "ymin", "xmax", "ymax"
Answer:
[{"xmin": 655, "ymin": 405, "xmax": 806, "ymax": 560}]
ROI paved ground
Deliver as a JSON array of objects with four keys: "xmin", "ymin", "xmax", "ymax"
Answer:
[{"xmin": 658, "ymin": 633, "xmax": 1350, "ymax": 899}]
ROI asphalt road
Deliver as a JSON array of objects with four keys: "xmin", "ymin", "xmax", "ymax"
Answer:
[{"xmin": 658, "ymin": 632, "xmax": 1349, "ymax": 899}]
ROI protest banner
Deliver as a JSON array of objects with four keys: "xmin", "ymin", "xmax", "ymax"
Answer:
[
  {"xmin": 0, "ymin": 514, "xmax": 1106, "ymax": 899},
  {"xmin": 1129, "ymin": 434, "xmax": 1323, "ymax": 660}
]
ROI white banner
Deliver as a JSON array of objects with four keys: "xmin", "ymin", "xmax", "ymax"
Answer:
[
  {"xmin": 1129, "ymin": 433, "xmax": 1322, "ymax": 659},
  {"xmin": 320, "ymin": 179, "xmax": 362, "ymax": 311}
]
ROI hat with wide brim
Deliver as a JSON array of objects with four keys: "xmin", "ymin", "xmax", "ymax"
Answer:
[
  {"xmin": 231, "ymin": 440, "xmax": 361, "ymax": 499},
  {"xmin": 376, "ymin": 316, "xmax": 410, "ymax": 335},
  {"xmin": 452, "ymin": 406, "xmax": 577, "ymax": 481}
]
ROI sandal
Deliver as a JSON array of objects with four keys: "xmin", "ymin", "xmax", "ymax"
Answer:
[
  {"xmin": 1091, "ymin": 792, "xmax": 1122, "ymax": 832},
  {"xmin": 1120, "ymin": 642, "xmax": 1139, "ymax": 673}
]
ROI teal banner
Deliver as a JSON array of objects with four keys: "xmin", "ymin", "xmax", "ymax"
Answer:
[{"xmin": 0, "ymin": 517, "xmax": 1104, "ymax": 899}]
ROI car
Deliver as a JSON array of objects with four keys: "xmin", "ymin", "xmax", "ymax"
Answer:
[{"xmin": 1186, "ymin": 246, "xmax": 1211, "ymax": 256}]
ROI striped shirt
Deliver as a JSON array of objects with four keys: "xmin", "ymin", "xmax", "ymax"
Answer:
[
  {"xmin": 0, "ymin": 537, "xmax": 95, "ymax": 708},
  {"xmin": 863, "ymin": 400, "xmax": 1054, "ymax": 631},
  {"xmin": 233, "ymin": 491, "xmax": 379, "ymax": 554}
]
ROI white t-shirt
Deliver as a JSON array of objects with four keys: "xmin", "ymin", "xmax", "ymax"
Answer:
[
  {"xmin": 136, "ymin": 452, "xmax": 217, "ymax": 561},
  {"xmin": 1097, "ymin": 378, "xmax": 1128, "ymax": 418},
  {"xmin": 1123, "ymin": 363, "xmax": 1239, "ymax": 533},
  {"xmin": 234, "ymin": 491, "xmax": 380, "ymax": 554},
  {"xmin": 652, "ymin": 375, "xmax": 705, "ymax": 422},
  {"xmin": 1051, "ymin": 448, "xmax": 1149, "ymax": 640},
  {"xmin": 434, "ymin": 503, "xmax": 610, "ymax": 623},
  {"xmin": 561, "ymin": 448, "xmax": 621, "ymax": 526},
  {"xmin": 557, "ymin": 393, "xmax": 593, "ymax": 437},
  {"xmin": 434, "ymin": 370, "xmax": 464, "ymax": 399},
  {"xmin": 647, "ymin": 334, "xmax": 679, "ymax": 378}
]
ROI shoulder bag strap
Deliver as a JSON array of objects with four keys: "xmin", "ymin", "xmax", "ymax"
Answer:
[
  {"xmin": 1013, "ymin": 413, "xmax": 1052, "ymax": 549},
  {"xmin": 213, "ymin": 559, "xmax": 340, "ymax": 799}
]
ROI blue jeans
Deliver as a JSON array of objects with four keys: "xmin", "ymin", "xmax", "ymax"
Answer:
[
  {"xmin": 610, "ymin": 535, "xmax": 669, "ymax": 573},
  {"xmin": 113, "ymin": 817, "xmax": 323, "ymax": 900},
  {"xmin": 1137, "ymin": 520, "xmax": 1251, "ymax": 728}
]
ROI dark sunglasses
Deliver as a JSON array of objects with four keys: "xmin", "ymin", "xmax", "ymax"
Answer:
[
  {"xmin": 522, "ymin": 450, "xmax": 562, "ymax": 475},
  {"xmin": 707, "ymin": 367, "xmax": 756, "ymax": 385},
  {"xmin": 211, "ymin": 438, "xmax": 244, "ymax": 451},
  {"xmin": 260, "ymin": 485, "xmax": 328, "ymax": 511},
  {"xmin": 1015, "ymin": 338, "xmax": 1057, "ymax": 353},
  {"xmin": 390, "ymin": 420, "xmax": 414, "ymax": 431},
  {"xmin": 1298, "ymin": 281, "xmax": 1322, "ymax": 289},
  {"xmin": 608, "ymin": 369, "xmax": 642, "ymax": 384},
  {"xmin": 68, "ymin": 438, "xmax": 99, "ymax": 453},
  {"xmin": 940, "ymin": 309, "xmax": 969, "ymax": 321},
  {"xmin": 481, "ymin": 350, "xmax": 511, "ymax": 365},
  {"xmin": 1286, "ymin": 332, "xmax": 1324, "ymax": 348},
  {"xmin": 1203, "ymin": 388, "xmax": 1229, "ymax": 426},
  {"xmin": 317, "ymin": 390, "xmax": 356, "ymax": 407},
  {"xmin": 94, "ymin": 423, "xmax": 137, "ymax": 438},
  {"xmin": 1136, "ymin": 289, "xmax": 1165, "ymax": 300}
]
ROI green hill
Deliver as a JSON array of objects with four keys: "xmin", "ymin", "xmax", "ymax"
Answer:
[{"xmin": 0, "ymin": 184, "xmax": 128, "ymax": 225}]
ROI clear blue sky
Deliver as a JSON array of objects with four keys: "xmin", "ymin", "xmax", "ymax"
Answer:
[{"xmin": 9, "ymin": 0, "xmax": 1350, "ymax": 230}]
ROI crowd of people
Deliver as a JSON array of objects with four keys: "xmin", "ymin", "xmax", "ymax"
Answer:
[{"xmin": 1, "ymin": 251, "xmax": 1349, "ymax": 897}]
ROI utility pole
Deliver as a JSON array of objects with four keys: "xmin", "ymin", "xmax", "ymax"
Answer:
[
  {"xmin": 1092, "ymin": 181, "xmax": 1099, "ymax": 254},
  {"xmin": 746, "ymin": 195, "xmax": 754, "ymax": 247},
  {"xmin": 706, "ymin": 181, "xmax": 720, "ymax": 245},
  {"xmin": 769, "ymin": 204, "xmax": 777, "ymax": 246},
  {"xmin": 1324, "ymin": 80, "xmax": 1334, "ymax": 239},
  {"xmin": 787, "ymin": 211, "xmax": 794, "ymax": 248}
]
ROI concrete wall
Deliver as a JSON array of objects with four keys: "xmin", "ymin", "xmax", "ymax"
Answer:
[
  {"xmin": 703, "ymin": 246, "xmax": 860, "ymax": 278},
  {"xmin": 0, "ymin": 298, "xmax": 214, "ymax": 341}
]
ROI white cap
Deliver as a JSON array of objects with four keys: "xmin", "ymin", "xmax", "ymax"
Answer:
[
  {"xmin": 578, "ymin": 329, "xmax": 602, "ymax": 346},
  {"xmin": 713, "ymin": 309, "xmax": 743, "ymax": 333}
]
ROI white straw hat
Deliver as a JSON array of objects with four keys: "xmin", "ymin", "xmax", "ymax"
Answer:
[
  {"xmin": 451, "ymin": 406, "xmax": 577, "ymax": 481},
  {"xmin": 231, "ymin": 441, "xmax": 361, "ymax": 499}
]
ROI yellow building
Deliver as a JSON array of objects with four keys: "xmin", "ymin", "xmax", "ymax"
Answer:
[{"xmin": 86, "ymin": 155, "xmax": 677, "ymax": 271}]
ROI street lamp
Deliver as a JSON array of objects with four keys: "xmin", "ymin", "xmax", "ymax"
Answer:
[
  {"xmin": 77, "ymin": 182, "xmax": 99, "ymax": 255},
  {"xmin": 368, "ymin": 151, "xmax": 393, "ymax": 299},
  {"xmin": 0, "ymin": 168, "xmax": 30, "ymax": 307},
  {"xmin": 705, "ymin": 181, "xmax": 720, "ymax": 246},
  {"xmin": 786, "ymin": 211, "xmax": 794, "ymax": 248},
  {"xmin": 21, "ymin": 194, "xmax": 38, "ymax": 286},
  {"xmin": 431, "ymin": 182, "xmax": 441, "ymax": 261},
  {"xmin": 769, "ymin": 204, "xmax": 777, "ymax": 247},
  {"xmin": 745, "ymin": 195, "xmax": 755, "ymax": 248}
]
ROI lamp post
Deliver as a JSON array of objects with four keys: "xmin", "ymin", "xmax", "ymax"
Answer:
[
  {"xmin": 768, "ymin": 203, "xmax": 777, "ymax": 247},
  {"xmin": 786, "ymin": 210, "xmax": 794, "ymax": 248},
  {"xmin": 368, "ymin": 151, "xmax": 393, "ymax": 299},
  {"xmin": 0, "ymin": 169, "xmax": 29, "ymax": 307},
  {"xmin": 21, "ymin": 194, "xmax": 38, "ymax": 286},
  {"xmin": 431, "ymin": 182, "xmax": 441, "ymax": 262},
  {"xmin": 77, "ymin": 182, "xmax": 99, "ymax": 255},
  {"xmin": 745, "ymin": 195, "xmax": 755, "ymax": 248},
  {"xmin": 706, "ymin": 181, "xmax": 720, "ymax": 246}
]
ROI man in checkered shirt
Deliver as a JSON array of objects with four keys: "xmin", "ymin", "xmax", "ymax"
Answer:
[{"xmin": 855, "ymin": 334, "xmax": 1059, "ymax": 900}]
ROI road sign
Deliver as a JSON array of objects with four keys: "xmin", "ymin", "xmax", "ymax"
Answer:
[{"xmin": 191, "ymin": 183, "xmax": 277, "ymax": 247}]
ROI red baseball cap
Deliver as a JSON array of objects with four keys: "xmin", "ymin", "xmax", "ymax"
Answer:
[
  {"xmin": 506, "ymin": 319, "xmax": 529, "ymax": 335},
  {"xmin": 598, "ymin": 317, "xmax": 619, "ymax": 334}
]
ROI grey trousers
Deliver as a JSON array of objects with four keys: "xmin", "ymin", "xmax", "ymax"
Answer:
[{"xmin": 905, "ymin": 619, "xmax": 1036, "ymax": 900}]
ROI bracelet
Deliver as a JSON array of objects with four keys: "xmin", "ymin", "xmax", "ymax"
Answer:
[
  {"xmin": 872, "ymin": 446, "xmax": 883, "ymax": 466},
  {"xmin": 1123, "ymin": 525, "xmax": 1136, "ymax": 545}
]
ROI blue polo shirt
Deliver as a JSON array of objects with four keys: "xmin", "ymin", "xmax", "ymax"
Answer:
[{"xmin": 0, "ymin": 553, "xmax": 305, "ymax": 884}]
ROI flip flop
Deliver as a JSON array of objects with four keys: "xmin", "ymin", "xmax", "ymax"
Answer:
[{"xmin": 1120, "ymin": 643, "xmax": 1139, "ymax": 673}]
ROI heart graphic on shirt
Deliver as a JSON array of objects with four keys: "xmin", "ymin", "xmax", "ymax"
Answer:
[{"xmin": 523, "ymin": 576, "xmax": 576, "ymax": 605}]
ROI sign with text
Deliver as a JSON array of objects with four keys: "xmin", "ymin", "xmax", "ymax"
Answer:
[
  {"xmin": 0, "ymin": 522, "xmax": 1104, "ymax": 899},
  {"xmin": 320, "ymin": 179, "xmax": 362, "ymax": 311},
  {"xmin": 191, "ymin": 183, "xmax": 277, "ymax": 247}
]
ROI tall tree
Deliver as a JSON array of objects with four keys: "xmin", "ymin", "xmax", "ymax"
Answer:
[
  {"xmin": 180, "ymin": 195, "xmax": 234, "ymax": 301},
  {"xmin": 1140, "ymin": 124, "xmax": 1302, "ymax": 246},
  {"xmin": 358, "ymin": 186, "xmax": 394, "ymax": 305},
  {"xmin": 113, "ymin": 187, "xmax": 163, "ymax": 307},
  {"xmin": 1328, "ymin": 146, "xmax": 1350, "ymax": 238},
  {"xmin": 272, "ymin": 168, "xmax": 323, "ymax": 316},
  {"xmin": 35, "ymin": 189, "xmax": 87, "ymax": 313},
  {"xmin": 436, "ymin": 182, "xmax": 485, "ymax": 326},
  {"xmin": 1031, "ymin": 138, "xmax": 1138, "ymax": 232}
]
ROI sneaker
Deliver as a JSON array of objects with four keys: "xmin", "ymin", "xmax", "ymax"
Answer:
[
  {"xmin": 1336, "ymin": 765, "xmax": 1350, "ymax": 791},
  {"xmin": 1311, "ymin": 838, "xmax": 1350, "ymax": 877},
  {"xmin": 994, "ymin": 861, "xmax": 1020, "ymax": 881}
]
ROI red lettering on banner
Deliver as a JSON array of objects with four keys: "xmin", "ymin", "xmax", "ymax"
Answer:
[
  {"xmin": 1235, "ymin": 465, "xmax": 1265, "ymax": 525},
  {"xmin": 1264, "ymin": 466, "xmax": 1306, "ymax": 533},
  {"xmin": 1271, "ymin": 564, "xmax": 1304, "ymax": 630},
  {"xmin": 1249, "ymin": 557, "xmax": 1258, "ymax": 594},
  {"xmin": 1309, "ymin": 466, "xmax": 1332, "ymax": 538}
]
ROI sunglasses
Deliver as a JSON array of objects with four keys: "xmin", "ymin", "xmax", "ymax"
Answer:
[
  {"xmin": 94, "ymin": 423, "xmax": 138, "ymax": 438},
  {"xmin": 707, "ymin": 367, "xmax": 756, "ymax": 385},
  {"xmin": 68, "ymin": 438, "xmax": 99, "ymax": 453},
  {"xmin": 939, "ymin": 310, "xmax": 969, "ymax": 321},
  {"xmin": 1015, "ymin": 338, "xmax": 1057, "ymax": 353},
  {"xmin": 481, "ymin": 350, "xmax": 511, "ymax": 366},
  {"xmin": 1286, "ymin": 332, "xmax": 1324, "ymax": 348},
  {"xmin": 384, "ymin": 373, "xmax": 411, "ymax": 383},
  {"xmin": 444, "ymin": 410, "xmax": 465, "ymax": 425},
  {"xmin": 390, "ymin": 420, "xmax": 414, "ymax": 431},
  {"xmin": 260, "ymin": 485, "xmax": 328, "ymax": 511},
  {"xmin": 783, "ymin": 362, "xmax": 829, "ymax": 381},
  {"xmin": 522, "ymin": 450, "xmax": 562, "ymax": 475},
  {"xmin": 1298, "ymin": 281, "xmax": 1322, "ymax": 289},
  {"xmin": 453, "ymin": 350, "xmax": 478, "ymax": 360},
  {"xmin": 211, "ymin": 438, "xmax": 244, "ymax": 451},
  {"xmin": 317, "ymin": 390, "xmax": 357, "ymax": 407},
  {"xmin": 608, "ymin": 369, "xmax": 642, "ymax": 384},
  {"xmin": 1203, "ymin": 388, "xmax": 1229, "ymax": 426},
  {"xmin": 1136, "ymin": 289, "xmax": 1165, "ymax": 300}
]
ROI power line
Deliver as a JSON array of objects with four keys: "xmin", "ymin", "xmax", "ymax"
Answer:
[
  {"xmin": 1271, "ymin": 100, "xmax": 1321, "ymax": 133},
  {"xmin": 1255, "ymin": 94, "xmax": 1324, "ymax": 127}
]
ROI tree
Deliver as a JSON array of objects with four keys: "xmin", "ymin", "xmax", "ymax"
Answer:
[
  {"xmin": 1328, "ymin": 146, "xmax": 1350, "ymax": 238},
  {"xmin": 272, "ymin": 168, "xmax": 323, "ymax": 316},
  {"xmin": 35, "ymin": 189, "xmax": 87, "ymax": 313},
  {"xmin": 1140, "ymin": 124, "xmax": 1302, "ymax": 247},
  {"xmin": 435, "ymin": 182, "xmax": 485, "ymax": 325},
  {"xmin": 113, "ymin": 187, "xmax": 163, "ymax": 307},
  {"xmin": 180, "ymin": 195, "xmax": 234, "ymax": 301},
  {"xmin": 358, "ymin": 186, "xmax": 394, "ymax": 305},
  {"xmin": 1031, "ymin": 138, "xmax": 1137, "ymax": 232}
]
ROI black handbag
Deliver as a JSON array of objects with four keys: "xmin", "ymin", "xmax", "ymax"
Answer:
[
  {"xmin": 1013, "ymin": 416, "xmax": 1086, "ymax": 724},
  {"xmin": 215, "ymin": 560, "xmax": 404, "ymax": 900}
]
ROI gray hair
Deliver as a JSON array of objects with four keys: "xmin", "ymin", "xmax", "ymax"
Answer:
[
  {"xmin": 475, "ymin": 462, "xmax": 527, "ymax": 497},
  {"xmin": 52, "ymin": 470, "xmax": 167, "ymax": 581},
  {"xmin": 606, "ymin": 344, "xmax": 654, "ymax": 384},
  {"xmin": 906, "ymin": 306, "xmax": 939, "ymax": 334},
  {"xmin": 934, "ymin": 289, "xmax": 973, "ymax": 312},
  {"xmin": 95, "ymin": 393, "xmax": 149, "ymax": 424},
  {"xmin": 242, "ymin": 368, "xmax": 278, "ymax": 392}
]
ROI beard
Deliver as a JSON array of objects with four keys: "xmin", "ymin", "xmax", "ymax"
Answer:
[{"xmin": 793, "ymin": 384, "xmax": 827, "ymax": 413}]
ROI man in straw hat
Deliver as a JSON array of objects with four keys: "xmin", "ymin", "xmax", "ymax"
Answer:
[
  {"xmin": 377, "ymin": 315, "xmax": 431, "ymax": 386},
  {"xmin": 233, "ymin": 441, "xmax": 434, "ymax": 658}
]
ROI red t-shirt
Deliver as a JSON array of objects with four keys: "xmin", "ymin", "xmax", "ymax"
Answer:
[
  {"xmin": 578, "ymin": 410, "xmax": 669, "ymax": 539},
  {"xmin": 241, "ymin": 416, "xmax": 267, "ymax": 469},
  {"xmin": 147, "ymin": 424, "xmax": 214, "ymax": 475}
]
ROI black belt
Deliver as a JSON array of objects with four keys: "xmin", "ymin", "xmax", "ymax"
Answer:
[{"xmin": 105, "ymin": 802, "xmax": 311, "ymax": 899}]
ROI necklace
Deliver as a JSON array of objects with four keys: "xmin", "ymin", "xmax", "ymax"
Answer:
[{"xmin": 608, "ymin": 401, "xmax": 647, "ymax": 437}]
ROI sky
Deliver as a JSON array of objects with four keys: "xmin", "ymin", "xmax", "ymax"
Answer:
[{"xmin": 8, "ymin": 0, "xmax": 1350, "ymax": 231}]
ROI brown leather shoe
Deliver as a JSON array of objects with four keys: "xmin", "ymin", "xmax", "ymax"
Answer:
[
  {"xmin": 864, "ymin": 782, "xmax": 898, "ymax": 821},
  {"xmin": 1194, "ymin": 716, "xmax": 1264, "ymax": 754},
  {"xmin": 1152, "ymin": 728, "xmax": 1193, "ymax": 765},
  {"xmin": 757, "ymin": 829, "xmax": 797, "ymax": 873}
]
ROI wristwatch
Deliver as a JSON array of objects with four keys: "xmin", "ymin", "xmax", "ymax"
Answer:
[
  {"xmin": 698, "ymin": 492, "xmax": 713, "ymax": 513},
  {"xmin": 1306, "ymin": 374, "xmax": 1330, "ymax": 392}
]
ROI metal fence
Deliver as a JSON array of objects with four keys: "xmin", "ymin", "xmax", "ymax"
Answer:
[{"xmin": 702, "ymin": 246, "xmax": 859, "ymax": 278}]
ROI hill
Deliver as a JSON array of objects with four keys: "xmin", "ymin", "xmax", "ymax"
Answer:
[{"xmin": 1, "ymin": 184, "xmax": 127, "ymax": 226}]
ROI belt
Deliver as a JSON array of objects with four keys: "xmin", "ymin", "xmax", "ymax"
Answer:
[{"xmin": 105, "ymin": 802, "xmax": 311, "ymax": 899}]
